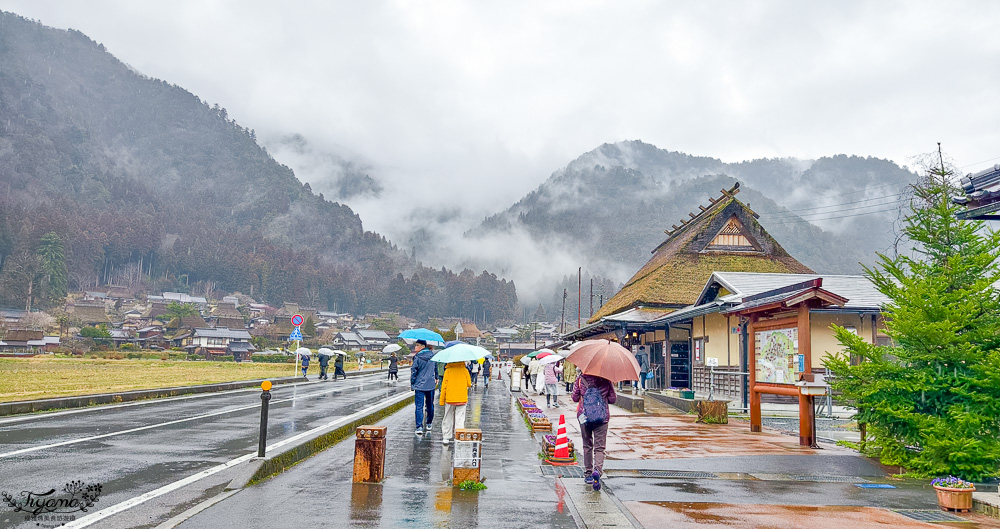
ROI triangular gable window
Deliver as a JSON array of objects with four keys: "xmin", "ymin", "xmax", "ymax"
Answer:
[{"xmin": 705, "ymin": 216, "xmax": 760, "ymax": 252}]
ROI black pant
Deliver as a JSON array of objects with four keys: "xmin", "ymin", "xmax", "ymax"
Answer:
[
  {"xmin": 388, "ymin": 370, "xmax": 398, "ymax": 380},
  {"xmin": 319, "ymin": 365, "xmax": 329, "ymax": 379},
  {"xmin": 334, "ymin": 366, "xmax": 346, "ymax": 379}
]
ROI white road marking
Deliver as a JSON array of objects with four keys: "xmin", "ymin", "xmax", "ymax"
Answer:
[
  {"xmin": 62, "ymin": 391, "xmax": 413, "ymax": 529},
  {"xmin": 0, "ymin": 368, "xmax": 401, "ymax": 426},
  {"xmin": 0, "ymin": 377, "xmax": 399, "ymax": 458}
]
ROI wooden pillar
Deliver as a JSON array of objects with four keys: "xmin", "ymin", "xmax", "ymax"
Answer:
[
  {"xmin": 747, "ymin": 315, "xmax": 761, "ymax": 432},
  {"xmin": 797, "ymin": 303, "xmax": 812, "ymax": 447},
  {"xmin": 353, "ymin": 426, "xmax": 387, "ymax": 483},
  {"xmin": 798, "ymin": 393, "xmax": 814, "ymax": 447}
]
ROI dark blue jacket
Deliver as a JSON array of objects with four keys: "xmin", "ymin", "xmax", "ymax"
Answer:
[{"xmin": 411, "ymin": 349, "xmax": 438, "ymax": 391}]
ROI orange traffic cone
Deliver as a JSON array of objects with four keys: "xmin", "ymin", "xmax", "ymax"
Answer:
[{"xmin": 554, "ymin": 414, "xmax": 570, "ymax": 459}]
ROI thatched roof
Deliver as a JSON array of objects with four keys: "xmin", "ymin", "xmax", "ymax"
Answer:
[
  {"xmin": 590, "ymin": 183, "xmax": 812, "ymax": 321},
  {"xmin": 71, "ymin": 303, "xmax": 110, "ymax": 325}
]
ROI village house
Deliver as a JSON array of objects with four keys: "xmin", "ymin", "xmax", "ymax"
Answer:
[
  {"xmin": 454, "ymin": 322, "xmax": 484, "ymax": 345},
  {"xmin": 70, "ymin": 302, "xmax": 111, "ymax": 327},
  {"xmin": 185, "ymin": 327, "xmax": 255, "ymax": 360},
  {"xmin": 566, "ymin": 184, "xmax": 810, "ymax": 386},
  {"xmin": 331, "ymin": 331, "xmax": 368, "ymax": 351},
  {"xmin": 0, "ymin": 329, "xmax": 60, "ymax": 354},
  {"xmin": 357, "ymin": 330, "xmax": 391, "ymax": 348}
]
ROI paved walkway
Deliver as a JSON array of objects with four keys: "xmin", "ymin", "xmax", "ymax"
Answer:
[
  {"xmin": 175, "ymin": 381, "xmax": 576, "ymax": 528},
  {"xmin": 520, "ymin": 384, "xmax": 1000, "ymax": 528}
]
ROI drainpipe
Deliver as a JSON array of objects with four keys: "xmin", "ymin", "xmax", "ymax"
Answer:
[{"xmin": 740, "ymin": 316, "xmax": 749, "ymax": 413}]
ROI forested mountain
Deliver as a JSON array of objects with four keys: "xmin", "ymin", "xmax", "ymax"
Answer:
[
  {"xmin": 0, "ymin": 12, "xmax": 517, "ymax": 322},
  {"xmin": 470, "ymin": 140, "xmax": 918, "ymax": 316}
]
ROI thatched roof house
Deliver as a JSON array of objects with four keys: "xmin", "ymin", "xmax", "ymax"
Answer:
[{"xmin": 589, "ymin": 183, "xmax": 812, "ymax": 323}]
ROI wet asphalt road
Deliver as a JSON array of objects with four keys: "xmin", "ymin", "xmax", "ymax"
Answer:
[{"xmin": 0, "ymin": 370, "xmax": 408, "ymax": 529}]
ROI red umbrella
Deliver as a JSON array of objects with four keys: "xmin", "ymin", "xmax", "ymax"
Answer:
[
  {"xmin": 566, "ymin": 339, "xmax": 640, "ymax": 383},
  {"xmin": 535, "ymin": 351, "xmax": 555, "ymax": 359}
]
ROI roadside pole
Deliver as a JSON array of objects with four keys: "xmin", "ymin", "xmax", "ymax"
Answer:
[{"xmin": 257, "ymin": 381, "xmax": 272, "ymax": 457}]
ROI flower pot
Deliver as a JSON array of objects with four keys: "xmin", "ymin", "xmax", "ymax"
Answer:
[{"xmin": 934, "ymin": 485, "xmax": 975, "ymax": 511}]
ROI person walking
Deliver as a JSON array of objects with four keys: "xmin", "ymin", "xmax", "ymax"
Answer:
[
  {"xmin": 439, "ymin": 361, "xmax": 471, "ymax": 445},
  {"xmin": 387, "ymin": 352, "xmax": 399, "ymax": 381},
  {"xmin": 482, "ymin": 357, "xmax": 492, "ymax": 388},
  {"xmin": 572, "ymin": 373, "xmax": 617, "ymax": 492},
  {"xmin": 563, "ymin": 361, "xmax": 578, "ymax": 393},
  {"xmin": 410, "ymin": 340, "xmax": 438, "ymax": 435},
  {"xmin": 318, "ymin": 351, "xmax": 330, "ymax": 380},
  {"xmin": 334, "ymin": 353, "xmax": 347, "ymax": 380},
  {"xmin": 635, "ymin": 345, "xmax": 650, "ymax": 395},
  {"xmin": 543, "ymin": 361, "xmax": 563, "ymax": 408},
  {"xmin": 300, "ymin": 351, "xmax": 310, "ymax": 379},
  {"xmin": 527, "ymin": 357, "xmax": 542, "ymax": 394},
  {"xmin": 470, "ymin": 359, "xmax": 481, "ymax": 387}
]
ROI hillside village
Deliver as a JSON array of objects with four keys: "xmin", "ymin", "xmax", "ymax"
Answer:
[{"xmin": 0, "ymin": 291, "xmax": 563, "ymax": 360}]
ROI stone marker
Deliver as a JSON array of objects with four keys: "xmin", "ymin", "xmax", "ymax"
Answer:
[{"xmin": 353, "ymin": 425, "xmax": 387, "ymax": 483}]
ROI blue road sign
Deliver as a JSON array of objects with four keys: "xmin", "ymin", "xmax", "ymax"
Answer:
[{"xmin": 289, "ymin": 327, "xmax": 303, "ymax": 341}]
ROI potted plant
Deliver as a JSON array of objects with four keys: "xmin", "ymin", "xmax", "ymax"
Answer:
[{"xmin": 931, "ymin": 476, "xmax": 975, "ymax": 512}]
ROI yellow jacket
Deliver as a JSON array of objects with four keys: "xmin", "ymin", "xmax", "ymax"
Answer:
[{"xmin": 439, "ymin": 362, "xmax": 472, "ymax": 405}]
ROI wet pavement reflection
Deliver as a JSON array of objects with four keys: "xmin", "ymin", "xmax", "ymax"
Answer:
[{"xmin": 177, "ymin": 379, "xmax": 577, "ymax": 528}]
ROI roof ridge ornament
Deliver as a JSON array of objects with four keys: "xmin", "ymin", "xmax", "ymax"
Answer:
[{"xmin": 664, "ymin": 182, "xmax": 742, "ymax": 236}]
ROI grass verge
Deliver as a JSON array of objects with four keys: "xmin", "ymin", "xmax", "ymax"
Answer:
[
  {"xmin": 0, "ymin": 357, "xmax": 299, "ymax": 403},
  {"xmin": 247, "ymin": 394, "xmax": 415, "ymax": 485}
]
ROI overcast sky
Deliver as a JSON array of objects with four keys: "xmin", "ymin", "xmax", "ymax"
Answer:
[{"xmin": 3, "ymin": 0, "xmax": 999, "ymax": 263}]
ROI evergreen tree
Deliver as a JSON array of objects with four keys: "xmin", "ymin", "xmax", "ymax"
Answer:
[
  {"xmin": 37, "ymin": 232, "xmax": 68, "ymax": 304},
  {"xmin": 825, "ymin": 163, "xmax": 1000, "ymax": 480},
  {"xmin": 303, "ymin": 316, "xmax": 316, "ymax": 337},
  {"xmin": 533, "ymin": 303, "xmax": 547, "ymax": 322}
]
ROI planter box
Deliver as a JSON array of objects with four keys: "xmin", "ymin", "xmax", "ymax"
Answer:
[{"xmin": 935, "ymin": 485, "xmax": 975, "ymax": 512}]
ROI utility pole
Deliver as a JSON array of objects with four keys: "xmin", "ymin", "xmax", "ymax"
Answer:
[
  {"xmin": 589, "ymin": 278, "xmax": 594, "ymax": 318},
  {"xmin": 577, "ymin": 267, "xmax": 582, "ymax": 330},
  {"xmin": 560, "ymin": 288, "xmax": 567, "ymax": 335}
]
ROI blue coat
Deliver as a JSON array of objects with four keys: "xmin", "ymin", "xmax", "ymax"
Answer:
[{"xmin": 411, "ymin": 349, "xmax": 438, "ymax": 391}]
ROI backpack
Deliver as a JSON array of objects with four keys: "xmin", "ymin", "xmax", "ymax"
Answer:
[{"xmin": 577, "ymin": 377, "xmax": 609, "ymax": 425}]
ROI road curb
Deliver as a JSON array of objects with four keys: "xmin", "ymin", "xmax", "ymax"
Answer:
[
  {"xmin": 245, "ymin": 391, "xmax": 414, "ymax": 486},
  {"xmin": 0, "ymin": 367, "xmax": 393, "ymax": 417}
]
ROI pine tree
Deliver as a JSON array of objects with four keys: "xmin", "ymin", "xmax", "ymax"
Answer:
[{"xmin": 825, "ymin": 163, "xmax": 1000, "ymax": 480}]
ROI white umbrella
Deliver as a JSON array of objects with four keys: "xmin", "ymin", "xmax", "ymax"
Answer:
[
  {"xmin": 295, "ymin": 347, "xmax": 312, "ymax": 356},
  {"xmin": 539, "ymin": 354, "xmax": 562, "ymax": 365},
  {"xmin": 382, "ymin": 344, "xmax": 402, "ymax": 354}
]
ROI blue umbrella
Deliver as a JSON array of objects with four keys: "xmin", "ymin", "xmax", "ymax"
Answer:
[
  {"xmin": 443, "ymin": 340, "xmax": 466, "ymax": 349},
  {"xmin": 429, "ymin": 343, "xmax": 492, "ymax": 363},
  {"xmin": 398, "ymin": 328, "xmax": 445, "ymax": 346}
]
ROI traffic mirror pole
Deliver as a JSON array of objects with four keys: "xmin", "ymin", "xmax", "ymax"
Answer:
[{"xmin": 258, "ymin": 381, "xmax": 272, "ymax": 457}]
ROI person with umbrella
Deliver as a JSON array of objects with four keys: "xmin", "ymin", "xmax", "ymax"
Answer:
[
  {"xmin": 299, "ymin": 349, "xmax": 311, "ymax": 379},
  {"xmin": 317, "ymin": 349, "xmax": 331, "ymax": 380},
  {"xmin": 387, "ymin": 352, "xmax": 399, "ymax": 381},
  {"xmin": 439, "ymin": 360, "xmax": 472, "ymax": 444},
  {"xmin": 482, "ymin": 356, "xmax": 492, "ymax": 388},
  {"xmin": 568, "ymin": 340, "xmax": 638, "ymax": 492},
  {"xmin": 334, "ymin": 352, "xmax": 347, "ymax": 380},
  {"xmin": 542, "ymin": 357, "xmax": 563, "ymax": 408},
  {"xmin": 527, "ymin": 356, "xmax": 543, "ymax": 394},
  {"xmin": 410, "ymin": 339, "xmax": 439, "ymax": 435}
]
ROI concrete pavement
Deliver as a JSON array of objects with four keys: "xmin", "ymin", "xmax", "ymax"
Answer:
[
  {"xmin": 171, "ymin": 382, "xmax": 577, "ymax": 528},
  {"xmin": 526, "ymin": 385, "xmax": 1000, "ymax": 528}
]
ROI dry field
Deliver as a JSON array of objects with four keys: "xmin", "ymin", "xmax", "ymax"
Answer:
[{"xmin": 0, "ymin": 357, "xmax": 302, "ymax": 403}]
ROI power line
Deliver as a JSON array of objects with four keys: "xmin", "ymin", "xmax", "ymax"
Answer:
[
  {"xmin": 762, "ymin": 205, "xmax": 905, "ymax": 224},
  {"xmin": 757, "ymin": 191, "xmax": 906, "ymax": 215},
  {"xmin": 760, "ymin": 197, "xmax": 905, "ymax": 219},
  {"xmin": 772, "ymin": 178, "xmax": 914, "ymax": 207}
]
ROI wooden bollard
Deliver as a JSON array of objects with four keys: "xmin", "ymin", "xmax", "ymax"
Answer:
[
  {"xmin": 452, "ymin": 428, "xmax": 482, "ymax": 485},
  {"xmin": 353, "ymin": 425, "xmax": 387, "ymax": 483}
]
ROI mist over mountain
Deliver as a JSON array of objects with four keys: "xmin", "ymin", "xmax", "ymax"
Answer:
[
  {"xmin": 265, "ymin": 133, "xmax": 383, "ymax": 201},
  {"xmin": 0, "ymin": 12, "xmax": 518, "ymax": 322},
  {"xmin": 468, "ymin": 140, "xmax": 918, "ymax": 319}
]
